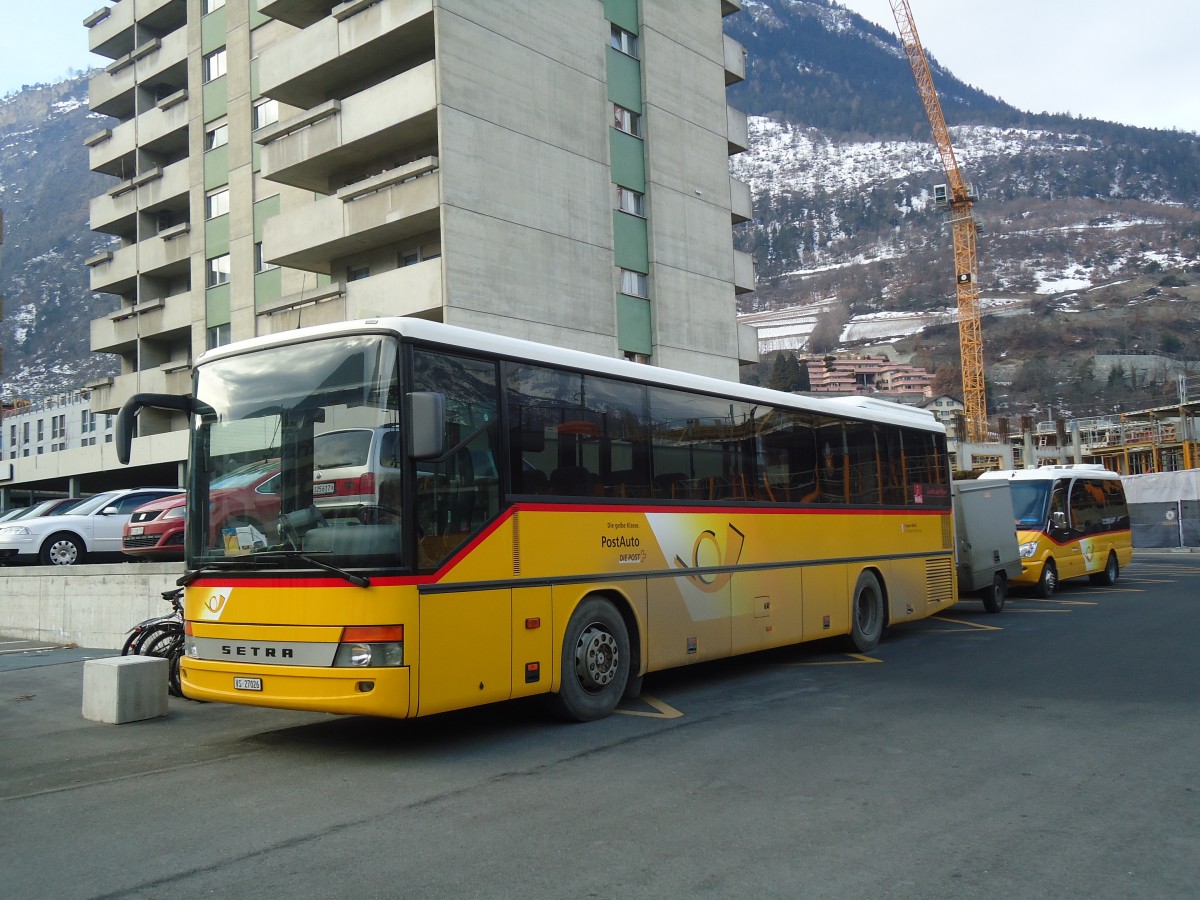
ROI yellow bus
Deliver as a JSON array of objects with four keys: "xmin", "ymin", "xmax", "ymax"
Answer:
[
  {"xmin": 118, "ymin": 318, "xmax": 957, "ymax": 721},
  {"xmin": 978, "ymin": 465, "xmax": 1133, "ymax": 596}
]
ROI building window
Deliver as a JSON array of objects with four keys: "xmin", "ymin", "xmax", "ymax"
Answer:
[
  {"xmin": 205, "ymin": 187, "xmax": 230, "ymax": 219},
  {"xmin": 620, "ymin": 268, "xmax": 648, "ymax": 298},
  {"xmin": 37, "ymin": 419, "xmax": 44, "ymax": 441},
  {"xmin": 203, "ymin": 49, "xmax": 227, "ymax": 83},
  {"xmin": 207, "ymin": 323, "xmax": 231, "ymax": 350},
  {"xmin": 252, "ymin": 98, "xmax": 279, "ymax": 130},
  {"xmin": 204, "ymin": 0, "xmax": 226, "ymax": 13},
  {"xmin": 610, "ymin": 25, "xmax": 638, "ymax": 58},
  {"xmin": 254, "ymin": 242, "xmax": 277, "ymax": 273},
  {"xmin": 347, "ymin": 264, "xmax": 370, "ymax": 282},
  {"xmin": 612, "ymin": 104, "xmax": 641, "ymax": 137},
  {"xmin": 207, "ymin": 254, "xmax": 231, "ymax": 288},
  {"xmin": 204, "ymin": 121, "xmax": 228, "ymax": 151},
  {"xmin": 617, "ymin": 186, "xmax": 645, "ymax": 216}
]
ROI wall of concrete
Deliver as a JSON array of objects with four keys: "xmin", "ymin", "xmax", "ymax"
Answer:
[{"xmin": 0, "ymin": 564, "xmax": 182, "ymax": 651}]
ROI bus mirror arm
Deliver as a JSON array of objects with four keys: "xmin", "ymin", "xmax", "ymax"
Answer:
[{"xmin": 116, "ymin": 393, "xmax": 196, "ymax": 465}]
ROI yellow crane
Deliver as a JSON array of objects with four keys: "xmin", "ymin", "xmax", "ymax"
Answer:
[{"xmin": 889, "ymin": 0, "xmax": 988, "ymax": 443}]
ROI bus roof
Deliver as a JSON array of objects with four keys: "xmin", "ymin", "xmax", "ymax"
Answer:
[
  {"xmin": 197, "ymin": 317, "xmax": 945, "ymax": 434},
  {"xmin": 978, "ymin": 464, "xmax": 1121, "ymax": 482}
]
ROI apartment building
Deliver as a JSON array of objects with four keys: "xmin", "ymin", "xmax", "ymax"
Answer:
[{"xmin": 81, "ymin": 0, "xmax": 756, "ymax": 451}]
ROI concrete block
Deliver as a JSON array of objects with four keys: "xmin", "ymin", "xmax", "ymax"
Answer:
[{"xmin": 82, "ymin": 656, "xmax": 169, "ymax": 724}]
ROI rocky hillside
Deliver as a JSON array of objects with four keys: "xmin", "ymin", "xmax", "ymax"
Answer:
[
  {"xmin": 0, "ymin": 76, "xmax": 118, "ymax": 400},
  {"xmin": 727, "ymin": 0, "xmax": 1200, "ymax": 418}
]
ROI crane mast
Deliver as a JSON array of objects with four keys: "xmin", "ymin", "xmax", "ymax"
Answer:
[{"xmin": 890, "ymin": 0, "xmax": 988, "ymax": 444}]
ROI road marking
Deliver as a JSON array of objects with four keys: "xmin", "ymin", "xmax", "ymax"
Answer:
[
  {"xmin": 930, "ymin": 615, "xmax": 1003, "ymax": 632},
  {"xmin": 615, "ymin": 693, "xmax": 684, "ymax": 719},
  {"xmin": 0, "ymin": 645, "xmax": 66, "ymax": 655},
  {"xmin": 1025, "ymin": 598, "xmax": 1098, "ymax": 606},
  {"xmin": 790, "ymin": 652, "xmax": 883, "ymax": 666},
  {"xmin": 1002, "ymin": 608, "xmax": 1073, "ymax": 613}
]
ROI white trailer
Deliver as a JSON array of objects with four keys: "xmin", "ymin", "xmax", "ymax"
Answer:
[{"xmin": 952, "ymin": 480, "xmax": 1022, "ymax": 613}]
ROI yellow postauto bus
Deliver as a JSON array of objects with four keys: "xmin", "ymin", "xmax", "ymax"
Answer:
[
  {"xmin": 117, "ymin": 318, "xmax": 957, "ymax": 721},
  {"xmin": 978, "ymin": 465, "xmax": 1133, "ymax": 596}
]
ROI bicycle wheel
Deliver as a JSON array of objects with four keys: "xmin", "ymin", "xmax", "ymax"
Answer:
[{"xmin": 142, "ymin": 628, "xmax": 184, "ymax": 697}]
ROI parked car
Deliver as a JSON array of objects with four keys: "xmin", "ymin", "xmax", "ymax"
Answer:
[
  {"xmin": 0, "ymin": 497, "xmax": 86, "ymax": 523},
  {"xmin": 122, "ymin": 460, "xmax": 285, "ymax": 561},
  {"xmin": 312, "ymin": 425, "xmax": 402, "ymax": 513},
  {"xmin": 0, "ymin": 488, "xmax": 181, "ymax": 566}
]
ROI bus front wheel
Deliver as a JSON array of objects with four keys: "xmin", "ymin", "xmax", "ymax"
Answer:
[
  {"xmin": 847, "ymin": 571, "xmax": 885, "ymax": 653},
  {"xmin": 1035, "ymin": 559, "xmax": 1058, "ymax": 597},
  {"xmin": 552, "ymin": 597, "xmax": 630, "ymax": 722}
]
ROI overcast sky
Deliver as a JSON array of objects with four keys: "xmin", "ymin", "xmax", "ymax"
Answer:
[
  {"xmin": 2, "ymin": 0, "xmax": 1198, "ymax": 134},
  {"xmin": 836, "ymin": 0, "xmax": 1200, "ymax": 133}
]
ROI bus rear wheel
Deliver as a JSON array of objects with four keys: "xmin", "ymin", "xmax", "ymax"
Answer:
[
  {"xmin": 552, "ymin": 597, "xmax": 630, "ymax": 722},
  {"xmin": 1089, "ymin": 552, "xmax": 1119, "ymax": 586},
  {"xmin": 847, "ymin": 571, "xmax": 885, "ymax": 653}
]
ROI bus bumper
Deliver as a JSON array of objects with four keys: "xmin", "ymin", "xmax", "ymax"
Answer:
[{"xmin": 180, "ymin": 658, "xmax": 411, "ymax": 718}]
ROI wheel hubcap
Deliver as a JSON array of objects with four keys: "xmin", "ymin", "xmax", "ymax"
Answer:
[
  {"xmin": 575, "ymin": 624, "xmax": 619, "ymax": 693},
  {"xmin": 51, "ymin": 542, "xmax": 76, "ymax": 565}
]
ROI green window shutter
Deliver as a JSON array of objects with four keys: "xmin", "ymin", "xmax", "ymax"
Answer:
[
  {"xmin": 609, "ymin": 130, "xmax": 645, "ymax": 192},
  {"xmin": 617, "ymin": 294, "xmax": 651, "ymax": 357},
  {"xmin": 604, "ymin": 0, "xmax": 639, "ymax": 34},
  {"xmin": 613, "ymin": 210, "xmax": 649, "ymax": 273}
]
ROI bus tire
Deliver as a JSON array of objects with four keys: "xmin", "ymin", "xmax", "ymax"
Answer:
[
  {"xmin": 551, "ymin": 596, "xmax": 630, "ymax": 722},
  {"xmin": 1034, "ymin": 559, "xmax": 1058, "ymax": 597},
  {"xmin": 978, "ymin": 572, "xmax": 1007, "ymax": 614},
  {"xmin": 1089, "ymin": 552, "xmax": 1119, "ymax": 586},
  {"xmin": 847, "ymin": 570, "xmax": 885, "ymax": 653}
]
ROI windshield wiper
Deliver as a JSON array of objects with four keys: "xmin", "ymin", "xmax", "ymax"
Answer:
[
  {"xmin": 177, "ymin": 557, "xmax": 272, "ymax": 586},
  {"xmin": 252, "ymin": 551, "xmax": 371, "ymax": 588}
]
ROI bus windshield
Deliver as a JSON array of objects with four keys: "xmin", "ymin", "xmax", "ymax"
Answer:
[
  {"xmin": 1009, "ymin": 481, "xmax": 1051, "ymax": 529},
  {"xmin": 187, "ymin": 333, "xmax": 405, "ymax": 570}
]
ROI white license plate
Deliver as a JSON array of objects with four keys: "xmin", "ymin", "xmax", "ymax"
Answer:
[
  {"xmin": 129, "ymin": 526, "xmax": 144, "ymax": 535},
  {"xmin": 233, "ymin": 677, "xmax": 263, "ymax": 691},
  {"xmin": 312, "ymin": 482, "xmax": 335, "ymax": 494}
]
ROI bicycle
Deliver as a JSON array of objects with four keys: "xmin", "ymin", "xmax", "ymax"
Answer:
[{"xmin": 121, "ymin": 587, "xmax": 184, "ymax": 697}]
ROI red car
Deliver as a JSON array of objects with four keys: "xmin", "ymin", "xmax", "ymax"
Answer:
[{"xmin": 122, "ymin": 461, "xmax": 283, "ymax": 561}]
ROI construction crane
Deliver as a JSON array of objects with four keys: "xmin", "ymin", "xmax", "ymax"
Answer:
[{"xmin": 889, "ymin": 0, "xmax": 988, "ymax": 444}]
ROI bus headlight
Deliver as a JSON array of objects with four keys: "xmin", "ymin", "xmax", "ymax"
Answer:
[
  {"xmin": 333, "ymin": 625, "xmax": 404, "ymax": 667},
  {"xmin": 1019, "ymin": 541, "xmax": 1038, "ymax": 559}
]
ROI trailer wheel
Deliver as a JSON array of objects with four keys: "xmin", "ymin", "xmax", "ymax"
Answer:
[{"xmin": 978, "ymin": 571, "xmax": 1007, "ymax": 613}]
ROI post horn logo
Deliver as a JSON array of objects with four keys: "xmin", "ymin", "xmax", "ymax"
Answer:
[{"xmin": 673, "ymin": 523, "xmax": 746, "ymax": 592}]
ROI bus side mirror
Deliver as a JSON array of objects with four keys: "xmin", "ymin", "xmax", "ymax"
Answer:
[
  {"xmin": 116, "ymin": 393, "xmax": 196, "ymax": 465},
  {"xmin": 1051, "ymin": 510, "xmax": 1067, "ymax": 529},
  {"xmin": 408, "ymin": 391, "xmax": 446, "ymax": 460}
]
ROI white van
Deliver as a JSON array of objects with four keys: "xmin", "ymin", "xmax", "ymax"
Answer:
[{"xmin": 312, "ymin": 425, "xmax": 402, "ymax": 514}]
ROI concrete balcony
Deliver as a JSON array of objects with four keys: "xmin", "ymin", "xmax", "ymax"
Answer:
[
  {"xmin": 345, "ymin": 257, "xmax": 442, "ymax": 319},
  {"xmin": 727, "ymin": 105, "xmax": 749, "ymax": 155},
  {"xmin": 89, "ymin": 229, "xmax": 193, "ymax": 295},
  {"xmin": 730, "ymin": 176, "xmax": 753, "ymax": 224},
  {"xmin": 90, "ymin": 158, "xmax": 189, "ymax": 236},
  {"xmin": 263, "ymin": 165, "xmax": 440, "ymax": 272},
  {"xmin": 733, "ymin": 249, "xmax": 755, "ymax": 295},
  {"xmin": 722, "ymin": 0, "xmax": 742, "ymax": 15},
  {"xmin": 89, "ymin": 91, "xmax": 188, "ymax": 177},
  {"xmin": 90, "ymin": 365, "xmax": 192, "ymax": 417},
  {"xmin": 91, "ymin": 294, "xmax": 193, "ymax": 356},
  {"xmin": 260, "ymin": 0, "xmax": 339, "ymax": 29},
  {"xmin": 86, "ymin": 0, "xmax": 185, "ymax": 59},
  {"xmin": 259, "ymin": 0, "xmax": 434, "ymax": 109},
  {"xmin": 259, "ymin": 63, "xmax": 436, "ymax": 193},
  {"xmin": 723, "ymin": 35, "xmax": 745, "ymax": 85},
  {"xmin": 90, "ymin": 27, "xmax": 188, "ymax": 120}
]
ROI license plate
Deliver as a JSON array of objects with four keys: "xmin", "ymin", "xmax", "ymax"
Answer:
[
  {"xmin": 129, "ymin": 526, "xmax": 144, "ymax": 535},
  {"xmin": 312, "ymin": 482, "xmax": 335, "ymax": 494},
  {"xmin": 233, "ymin": 677, "xmax": 263, "ymax": 691}
]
